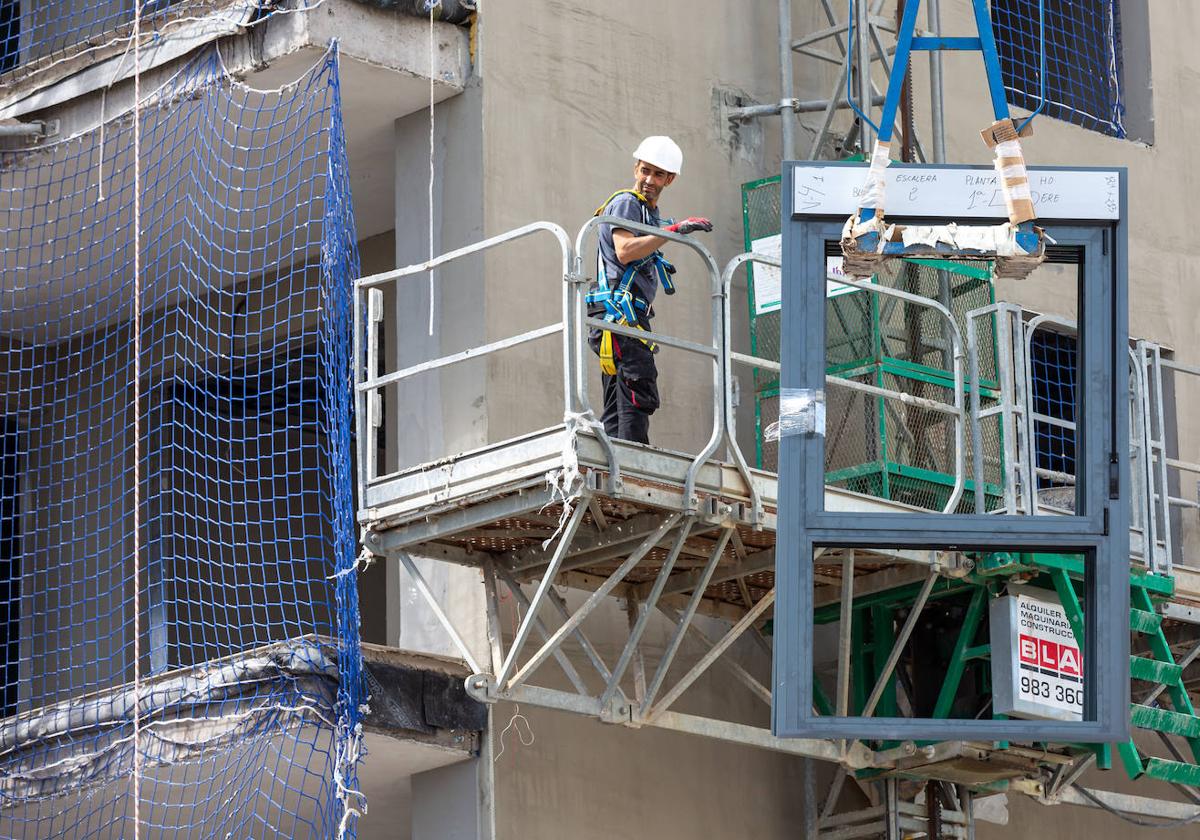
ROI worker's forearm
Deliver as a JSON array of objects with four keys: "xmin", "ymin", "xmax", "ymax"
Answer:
[{"xmin": 614, "ymin": 233, "xmax": 667, "ymax": 264}]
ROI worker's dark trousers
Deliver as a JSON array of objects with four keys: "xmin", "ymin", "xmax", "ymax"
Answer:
[{"xmin": 590, "ymin": 321, "xmax": 659, "ymax": 445}]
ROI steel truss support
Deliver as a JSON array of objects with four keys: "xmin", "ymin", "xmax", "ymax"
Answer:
[
  {"xmin": 742, "ymin": 0, "xmax": 938, "ymax": 161},
  {"xmin": 385, "ymin": 486, "xmax": 892, "ymax": 769},
  {"xmin": 1036, "ymin": 784, "xmax": 1200, "ymax": 825}
]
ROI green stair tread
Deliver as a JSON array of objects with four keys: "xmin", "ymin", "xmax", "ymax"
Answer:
[
  {"xmin": 1129, "ymin": 656, "xmax": 1183, "ymax": 684},
  {"xmin": 1143, "ymin": 757, "xmax": 1200, "ymax": 786},
  {"xmin": 1129, "ymin": 607, "xmax": 1162, "ymax": 634},
  {"xmin": 1131, "ymin": 704, "xmax": 1200, "ymax": 739},
  {"xmin": 1132, "ymin": 571, "xmax": 1176, "ymax": 599}
]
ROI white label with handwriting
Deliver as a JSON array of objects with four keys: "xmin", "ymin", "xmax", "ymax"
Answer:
[{"xmin": 792, "ymin": 166, "xmax": 1119, "ymax": 220}]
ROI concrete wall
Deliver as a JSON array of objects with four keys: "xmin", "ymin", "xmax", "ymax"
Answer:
[
  {"xmin": 476, "ymin": 0, "xmax": 784, "ymax": 457},
  {"xmin": 391, "ymin": 79, "xmax": 487, "ymax": 472},
  {"xmin": 492, "ymin": 702, "xmax": 811, "ymax": 840}
]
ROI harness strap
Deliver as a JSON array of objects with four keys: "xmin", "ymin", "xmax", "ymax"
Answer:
[
  {"xmin": 590, "ymin": 189, "xmax": 672, "ymax": 367},
  {"xmin": 594, "ymin": 189, "xmax": 650, "ymax": 217}
]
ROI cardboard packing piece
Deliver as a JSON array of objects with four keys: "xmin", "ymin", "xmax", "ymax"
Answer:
[
  {"xmin": 981, "ymin": 118, "xmax": 1037, "ymax": 226},
  {"xmin": 979, "ymin": 117, "xmax": 1033, "ymax": 148}
]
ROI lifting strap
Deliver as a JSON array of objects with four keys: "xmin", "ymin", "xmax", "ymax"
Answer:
[{"xmin": 587, "ymin": 190, "xmax": 675, "ymax": 375}]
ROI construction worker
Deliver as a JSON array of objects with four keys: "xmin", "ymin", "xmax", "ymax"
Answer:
[{"xmin": 587, "ymin": 136, "xmax": 713, "ymax": 444}]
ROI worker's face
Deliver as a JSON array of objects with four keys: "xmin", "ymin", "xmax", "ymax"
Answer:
[{"xmin": 633, "ymin": 160, "xmax": 675, "ymax": 207}]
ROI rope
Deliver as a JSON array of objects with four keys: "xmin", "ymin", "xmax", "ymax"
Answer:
[
  {"xmin": 427, "ymin": 1, "xmax": 440, "ymax": 335},
  {"xmin": 494, "ymin": 597, "xmax": 535, "ymax": 764},
  {"xmin": 130, "ymin": 0, "xmax": 143, "ymax": 835},
  {"xmin": 1071, "ymin": 785, "xmax": 1200, "ymax": 828},
  {"xmin": 493, "ymin": 704, "xmax": 534, "ymax": 763},
  {"xmin": 95, "ymin": 36, "xmax": 137, "ymax": 201}
]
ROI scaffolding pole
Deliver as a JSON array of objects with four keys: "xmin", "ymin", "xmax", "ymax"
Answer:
[
  {"xmin": 779, "ymin": 0, "xmax": 797, "ymax": 159},
  {"xmin": 927, "ymin": 0, "xmax": 947, "ymax": 162}
]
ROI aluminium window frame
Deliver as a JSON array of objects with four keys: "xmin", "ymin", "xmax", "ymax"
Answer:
[{"xmin": 773, "ymin": 161, "xmax": 1130, "ymax": 742}]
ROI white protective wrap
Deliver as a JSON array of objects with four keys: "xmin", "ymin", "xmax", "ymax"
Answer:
[
  {"xmin": 765, "ymin": 388, "xmax": 826, "ymax": 441},
  {"xmin": 894, "ymin": 222, "xmax": 1050, "ymax": 256},
  {"xmin": 993, "ymin": 138, "xmax": 1034, "ymax": 223},
  {"xmin": 858, "ymin": 140, "xmax": 892, "ymax": 212}
]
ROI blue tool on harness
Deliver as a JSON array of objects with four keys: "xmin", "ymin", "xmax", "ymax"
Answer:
[
  {"xmin": 586, "ymin": 253, "xmax": 676, "ymax": 323},
  {"xmin": 587, "ymin": 190, "xmax": 677, "ymax": 374}
]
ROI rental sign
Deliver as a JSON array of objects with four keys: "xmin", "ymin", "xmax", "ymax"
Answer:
[{"xmin": 990, "ymin": 587, "xmax": 1083, "ymax": 721}]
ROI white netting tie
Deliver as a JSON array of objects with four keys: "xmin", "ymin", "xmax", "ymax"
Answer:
[
  {"xmin": 541, "ymin": 411, "xmax": 594, "ymax": 548},
  {"xmin": 330, "ymin": 546, "xmax": 377, "ymax": 580},
  {"xmin": 333, "ymin": 722, "xmax": 369, "ymax": 840},
  {"xmin": 493, "ymin": 704, "xmax": 535, "ymax": 763}
]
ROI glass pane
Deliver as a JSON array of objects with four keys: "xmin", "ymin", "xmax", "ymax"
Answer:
[
  {"xmin": 810, "ymin": 544, "xmax": 1091, "ymax": 725},
  {"xmin": 814, "ymin": 253, "xmax": 1083, "ymax": 516}
]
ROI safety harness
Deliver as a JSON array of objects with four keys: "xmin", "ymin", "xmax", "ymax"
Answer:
[{"xmin": 586, "ymin": 190, "xmax": 675, "ymax": 375}]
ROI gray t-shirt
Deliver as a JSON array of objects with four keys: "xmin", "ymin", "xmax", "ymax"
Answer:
[{"xmin": 597, "ymin": 192, "xmax": 663, "ymax": 308}]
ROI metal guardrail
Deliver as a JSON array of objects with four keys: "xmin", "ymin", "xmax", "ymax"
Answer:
[
  {"xmin": 1138, "ymin": 343, "xmax": 1200, "ymax": 574},
  {"xmin": 1021, "ymin": 314, "xmax": 1079, "ymax": 513},
  {"xmin": 966, "ymin": 306, "xmax": 1081, "ymax": 517},
  {"xmin": 354, "ymin": 233, "xmax": 975, "ymax": 525},
  {"xmin": 726, "ymin": 259, "xmax": 969, "ymax": 514},
  {"xmin": 967, "ymin": 303, "xmax": 1029, "ymax": 515},
  {"xmin": 966, "ymin": 303, "xmax": 1199, "ymax": 576},
  {"xmin": 352, "ymin": 221, "xmax": 579, "ymax": 508},
  {"xmin": 1129, "ymin": 345, "xmax": 1158, "ymax": 571},
  {"xmin": 354, "ymin": 219, "xmax": 766, "ymax": 526}
]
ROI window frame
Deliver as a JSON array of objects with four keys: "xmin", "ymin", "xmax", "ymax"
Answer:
[{"xmin": 773, "ymin": 161, "xmax": 1130, "ymax": 743}]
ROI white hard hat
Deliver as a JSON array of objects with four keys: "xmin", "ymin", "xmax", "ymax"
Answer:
[{"xmin": 632, "ymin": 136, "xmax": 683, "ymax": 174}]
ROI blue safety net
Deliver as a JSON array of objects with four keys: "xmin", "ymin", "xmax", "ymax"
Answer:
[
  {"xmin": 992, "ymin": 0, "xmax": 1125, "ymax": 138},
  {"xmin": 1029, "ymin": 329, "xmax": 1077, "ymax": 487},
  {"xmin": 0, "ymin": 0, "xmax": 206, "ymax": 78},
  {"xmin": 0, "ymin": 44, "xmax": 363, "ymax": 840},
  {"xmin": 0, "ymin": 1, "xmax": 316, "ymax": 83}
]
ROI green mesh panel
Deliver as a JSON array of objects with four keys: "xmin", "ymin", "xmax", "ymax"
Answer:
[{"xmin": 742, "ymin": 176, "xmax": 1003, "ymax": 511}]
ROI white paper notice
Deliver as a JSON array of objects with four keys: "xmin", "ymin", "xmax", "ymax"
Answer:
[{"xmin": 749, "ymin": 235, "xmax": 855, "ymax": 315}]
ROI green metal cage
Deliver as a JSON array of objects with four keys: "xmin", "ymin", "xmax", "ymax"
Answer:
[{"xmin": 742, "ymin": 176, "xmax": 1005, "ymax": 513}]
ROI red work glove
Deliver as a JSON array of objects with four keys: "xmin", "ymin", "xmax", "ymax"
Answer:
[{"xmin": 665, "ymin": 216, "xmax": 713, "ymax": 235}]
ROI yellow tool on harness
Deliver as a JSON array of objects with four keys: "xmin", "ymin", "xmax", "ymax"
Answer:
[{"xmin": 599, "ymin": 331, "xmax": 617, "ymax": 376}]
